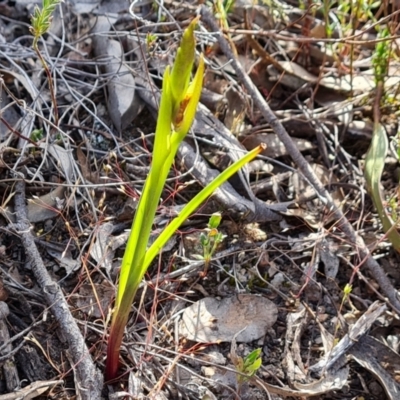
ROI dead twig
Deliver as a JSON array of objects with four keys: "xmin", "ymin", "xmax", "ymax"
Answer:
[{"xmin": 12, "ymin": 178, "xmax": 103, "ymax": 400}]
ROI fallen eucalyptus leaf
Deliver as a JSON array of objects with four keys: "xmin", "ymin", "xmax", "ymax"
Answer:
[
  {"xmin": 179, "ymin": 294, "xmax": 277, "ymax": 343},
  {"xmin": 350, "ymin": 336, "xmax": 400, "ymax": 400},
  {"xmin": 76, "ymin": 282, "xmax": 114, "ymax": 319},
  {"xmin": 92, "ymin": 17, "xmax": 142, "ymax": 132},
  {"xmin": 0, "ymin": 380, "xmax": 63, "ymax": 400}
]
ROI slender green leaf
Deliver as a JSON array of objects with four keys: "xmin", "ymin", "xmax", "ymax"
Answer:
[
  {"xmin": 244, "ymin": 348, "xmax": 261, "ymax": 366},
  {"xmin": 106, "ymin": 18, "xmax": 267, "ymax": 381},
  {"xmin": 173, "ymin": 55, "xmax": 205, "ymax": 136},
  {"xmin": 170, "ymin": 17, "xmax": 199, "ymax": 107},
  {"xmin": 365, "ymin": 122, "xmax": 400, "ymax": 251},
  {"xmin": 144, "ymin": 144, "xmax": 265, "ymax": 268},
  {"xmin": 153, "ymin": 66, "xmax": 173, "ymax": 159},
  {"xmin": 244, "ymin": 357, "xmax": 262, "ymax": 375},
  {"xmin": 116, "ymin": 70, "xmax": 175, "ymax": 308}
]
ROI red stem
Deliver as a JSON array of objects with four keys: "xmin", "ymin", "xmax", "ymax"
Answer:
[
  {"xmin": 33, "ymin": 40, "xmax": 59, "ymax": 129},
  {"xmin": 105, "ymin": 298, "xmax": 133, "ymax": 381},
  {"xmin": 105, "ymin": 319, "xmax": 124, "ymax": 381}
]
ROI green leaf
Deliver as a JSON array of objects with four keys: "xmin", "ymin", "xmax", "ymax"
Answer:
[
  {"xmin": 365, "ymin": 122, "xmax": 400, "ymax": 251},
  {"xmin": 30, "ymin": 0, "xmax": 61, "ymax": 38},
  {"xmin": 200, "ymin": 233, "xmax": 209, "ymax": 246},
  {"xmin": 173, "ymin": 55, "xmax": 205, "ymax": 136},
  {"xmin": 208, "ymin": 213, "xmax": 222, "ymax": 229},
  {"xmin": 144, "ymin": 145, "xmax": 265, "ymax": 269},
  {"xmin": 153, "ymin": 66, "xmax": 173, "ymax": 158},
  {"xmin": 244, "ymin": 348, "xmax": 261, "ymax": 366},
  {"xmin": 170, "ymin": 17, "xmax": 199, "ymax": 108},
  {"xmin": 244, "ymin": 357, "xmax": 262, "ymax": 375},
  {"xmin": 343, "ymin": 283, "xmax": 352, "ymax": 296},
  {"xmin": 242, "ymin": 348, "xmax": 262, "ymax": 377},
  {"xmin": 115, "ymin": 67, "xmax": 176, "ymax": 309}
]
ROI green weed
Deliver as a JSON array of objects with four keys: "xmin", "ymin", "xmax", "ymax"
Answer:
[
  {"xmin": 197, "ymin": 213, "xmax": 226, "ymax": 276},
  {"xmin": 30, "ymin": 0, "xmax": 61, "ymax": 129}
]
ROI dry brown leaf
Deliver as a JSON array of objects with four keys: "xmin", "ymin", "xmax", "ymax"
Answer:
[
  {"xmin": 90, "ymin": 222, "xmax": 115, "ymax": 273},
  {"xmin": 0, "ymin": 380, "xmax": 63, "ymax": 400},
  {"xmin": 350, "ymin": 336, "xmax": 400, "ymax": 400},
  {"xmin": 287, "ymin": 163, "xmax": 344, "ymax": 228},
  {"xmin": 76, "ymin": 146, "xmax": 100, "ymax": 183},
  {"xmin": 76, "ymin": 282, "xmax": 114, "ymax": 319},
  {"xmin": 92, "ymin": 17, "xmax": 142, "ymax": 132},
  {"xmin": 179, "ymin": 294, "xmax": 277, "ymax": 343},
  {"xmin": 26, "ymin": 185, "xmax": 65, "ymax": 223}
]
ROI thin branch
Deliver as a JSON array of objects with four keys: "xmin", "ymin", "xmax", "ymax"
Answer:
[{"xmin": 12, "ymin": 178, "xmax": 103, "ymax": 400}]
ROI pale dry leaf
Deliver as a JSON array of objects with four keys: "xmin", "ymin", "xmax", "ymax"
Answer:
[
  {"xmin": 76, "ymin": 282, "xmax": 114, "ymax": 319},
  {"xmin": 0, "ymin": 380, "xmax": 63, "ymax": 400},
  {"xmin": 0, "ymin": 87, "xmax": 20, "ymax": 141},
  {"xmin": 68, "ymin": 0, "xmax": 101, "ymax": 14},
  {"xmin": 91, "ymin": 221, "xmax": 115, "ymax": 273},
  {"xmin": 76, "ymin": 146, "xmax": 100, "ymax": 183},
  {"xmin": 223, "ymin": 87, "xmax": 246, "ymax": 134},
  {"xmin": 293, "ymin": 366, "xmax": 349, "ymax": 395},
  {"xmin": 92, "ymin": 17, "xmax": 142, "ymax": 132},
  {"xmin": 318, "ymin": 239, "xmax": 340, "ymax": 280},
  {"xmin": 179, "ymin": 294, "xmax": 278, "ymax": 343},
  {"xmin": 46, "ymin": 247, "xmax": 81, "ymax": 275},
  {"xmin": 350, "ymin": 336, "xmax": 400, "ymax": 400},
  {"xmin": 310, "ymin": 302, "xmax": 387, "ymax": 375},
  {"xmin": 41, "ymin": 143, "xmax": 74, "ymax": 179},
  {"xmin": 2, "ymin": 184, "xmax": 65, "ymax": 224},
  {"xmin": 0, "ymin": 69, "xmax": 39, "ymax": 105},
  {"xmin": 284, "ymin": 304, "xmax": 308, "ymax": 382},
  {"xmin": 26, "ymin": 185, "xmax": 65, "ymax": 223}
]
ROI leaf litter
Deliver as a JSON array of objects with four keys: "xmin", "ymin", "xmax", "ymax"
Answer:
[{"xmin": 0, "ymin": 0, "xmax": 400, "ymax": 398}]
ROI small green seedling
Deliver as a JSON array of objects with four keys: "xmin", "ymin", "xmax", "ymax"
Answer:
[
  {"xmin": 31, "ymin": 128, "xmax": 44, "ymax": 142},
  {"xmin": 30, "ymin": 0, "xmax": 61, "ymax": 42},
  {"xmin": 334, "ymin": 283, "xmax": 353, "ymax": 343},
  {"xmin": 30, "ymin": 0, "xmax": 61, "ymax": 128},
  {"xmin": 340, "ymin": 282, "xmax": 353, "ymax": 313},
  {"xmin": 234, "ymin": 348, "xmax": 263, "ymax": 385},
  {"xmin": 146, "ymin": 32, "xmax": 158, "ymax": 50},
  {"xmin": 198, "ymin": 213, "xmax": 225, "ymax": 276},
  {"xmin": 213, "ymin": 0, "xmax": 235, "ymax": 29},
  {"xmin": 343, "ymin": 283, "xmax": 352, "ymax": 299},
  {"xmin": 230, "ymin": 331, "xmax": 262, "ymax": 394}
]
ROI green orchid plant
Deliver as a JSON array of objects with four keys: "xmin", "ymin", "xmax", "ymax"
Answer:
[{"xmin": 105, "ymin": 18, "xmax": 266, "ymax": 380}]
